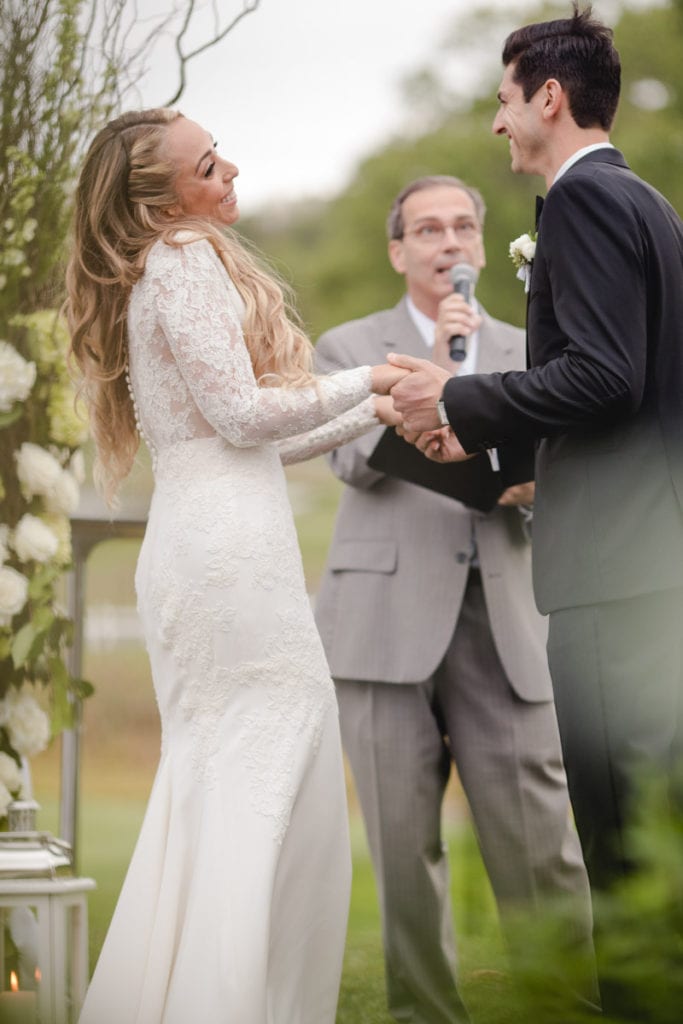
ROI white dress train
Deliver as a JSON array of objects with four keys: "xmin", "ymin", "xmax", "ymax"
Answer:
[{"xmin": 78, "ymin": 237, "xmax": 379, "ymax": 1024}]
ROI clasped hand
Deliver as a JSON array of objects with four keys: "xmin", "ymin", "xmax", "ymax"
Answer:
[
  {"xmin": 385, "ymin": 353, "xmax": 469, "ymax": 462},
  {"xmin": 371, "ymin": 353, "xmax": 470, "ymax": 462}
]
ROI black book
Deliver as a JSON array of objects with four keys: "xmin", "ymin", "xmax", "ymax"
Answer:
[{"xmin": 367, "ymin": 428, "xmax": 535, "ymax": 513}]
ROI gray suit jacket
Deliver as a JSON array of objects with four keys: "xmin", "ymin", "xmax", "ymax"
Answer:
[{"xmin": 314, "ymin": 298, "xmax": 552, "ymax": 701}]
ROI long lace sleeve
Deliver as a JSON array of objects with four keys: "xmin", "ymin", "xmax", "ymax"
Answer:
[
  {"xmin": 277, "ymin": 396, "xmax": 379, "ymax": 465},
  {"xmin": 149, "ymin": 239, "xmax": 372, "ymax": 446}
]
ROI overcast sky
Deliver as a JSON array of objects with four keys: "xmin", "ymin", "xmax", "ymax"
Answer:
[
  {"xmin": 133, "ymin": 0, "xmax": 641, "ymax": 213},
  {"xmin": 132, "ymin": 0, "xmax": 521, "ymax": 212}
]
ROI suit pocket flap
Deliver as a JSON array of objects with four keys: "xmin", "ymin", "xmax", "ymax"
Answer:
[{"xmin": 329, "ymin": 539, "xmax": 397, "ymax": 574}]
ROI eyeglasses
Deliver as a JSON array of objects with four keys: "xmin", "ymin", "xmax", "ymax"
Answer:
[{"xmin": 401, "ymin": 220, "xmax": 481, "ymax": 245}]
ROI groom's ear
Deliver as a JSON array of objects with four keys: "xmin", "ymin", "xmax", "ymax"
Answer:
[{"xmin": 541, "ymin": 79, "xmax": 564, "ymax": 121}]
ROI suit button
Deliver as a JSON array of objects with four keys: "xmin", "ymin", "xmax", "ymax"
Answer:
[{"xmin": 455, "ymin": 552, "xmax": 469, "ymax": 564}]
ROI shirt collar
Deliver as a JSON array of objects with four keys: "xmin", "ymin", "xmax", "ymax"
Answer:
[{"xmin": 406, "ymin": 295, "xmax": 437, "ymax": 348}]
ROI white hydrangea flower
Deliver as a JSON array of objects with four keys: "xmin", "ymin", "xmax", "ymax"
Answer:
[
  {"xmin": 70, "ymin": 449, "xmax": 86, "ymax": 485},
  {"xmin": 48, "ymin": 383, "xmax": 89, "ymax": 447},
  {"xmin": 15, "ymin": 442, "xmax": 62, "ymax": 499},
  {"xmin": 22, "ymin": 218, "xmax": 38, "ymax": 243},
  {"xmin": 0, "ymin": 780, "xmax": 13, "ymax": 819},
  {"xmin": 41, "ymin": 513, "xmax": 72, "ymax": 567},
  {"xmin": 12, "ymin": 514, "xmax": 59, "ymax": 564},
  {"xmin": 0, "ymin": 340, "xmax": 37, "ymax": 412},
  {"xmin": 0, "ymin": 751, "xmax": 22, "ymax": 793},
  {"xmin": 0, "ymin": 524, "xmax": 9, "ymax": 564},
  {"xmin": 45, "ymin": 469, "xmax": 80, "ymax": 515},
  {"xmin": 3, "ymin": 248, "xmax": 26, "ymax": 267},
  {"xmin": 4, "ymin": 686, "xmax": 50, "ymax": 758},
  {"xmin": 0, "ymin": 565, "xmax": 29, "ymax": 626}
]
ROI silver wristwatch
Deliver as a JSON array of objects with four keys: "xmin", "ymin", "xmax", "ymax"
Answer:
[{"xmin": 436, "ymin": 399, "xmax": 449, "ymax": 427}]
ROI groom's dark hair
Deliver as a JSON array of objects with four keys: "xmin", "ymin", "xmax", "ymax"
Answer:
[{"xmin": 502, "ymin": 2, "xmax": 621, "ymax": 131}]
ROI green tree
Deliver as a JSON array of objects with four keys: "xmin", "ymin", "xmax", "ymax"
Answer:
[{"xmin": 243, "ymin": 1, "xmax": 683, "ymax": 339}]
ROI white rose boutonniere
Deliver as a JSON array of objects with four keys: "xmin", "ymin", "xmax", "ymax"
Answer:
[{"xmin": 509, "ymin": 232, "xmax": 537, "ymax": 293}]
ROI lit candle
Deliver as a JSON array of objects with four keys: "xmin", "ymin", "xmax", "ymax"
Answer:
[{"xmin": 0, "ymin": 972, "xmax": 37, "ymax": 1023}]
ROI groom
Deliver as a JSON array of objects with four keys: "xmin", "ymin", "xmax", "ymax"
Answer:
[{"xmin": 390, "ymin": 0, "xmax": 683, "ymax": 904}]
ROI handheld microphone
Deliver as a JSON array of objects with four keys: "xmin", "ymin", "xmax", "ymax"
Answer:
[{"xmin": 448, "ymin": 263, "xmax": 479, "ymax": 362}]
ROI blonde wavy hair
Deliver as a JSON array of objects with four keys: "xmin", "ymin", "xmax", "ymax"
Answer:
[{"xmin": 65, "ymin": 108, "xmax": 315, "ymax": 502}]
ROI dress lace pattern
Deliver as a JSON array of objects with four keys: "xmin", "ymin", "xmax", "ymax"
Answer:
[
  {"xmin": 127, "ymin": 237, "xmax": 375, "ymax": 838},
  {"xmin": 79, "ymin": 235, "xmax": 361, "ymax": 1024}
]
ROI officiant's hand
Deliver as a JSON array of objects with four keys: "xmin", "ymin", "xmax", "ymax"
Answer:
[
  {"xmin": 498, "ymin": 481, "xmax": 535, "ymax": 506},
  {"xmin": 432, "ymin": 294, "xmax": 481, "ymax": 371},
  {"xmin": 387, "ymin": 353, "xmax": 451, "ymax": 432}
]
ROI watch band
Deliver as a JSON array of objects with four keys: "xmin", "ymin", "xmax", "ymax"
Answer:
[{"xmin": 436, "ymin": 399, "xmax": 449, "ymax": 427}]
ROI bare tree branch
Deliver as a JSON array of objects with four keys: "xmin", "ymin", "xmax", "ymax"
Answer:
[{"xmin": 165, "ymin": 0, "xmax": 262, "ymax": 106}]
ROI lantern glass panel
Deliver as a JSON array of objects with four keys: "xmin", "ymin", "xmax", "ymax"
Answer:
[{"xmin": 1, "ymin": 903, "xmax": 42, "ymax": 994}]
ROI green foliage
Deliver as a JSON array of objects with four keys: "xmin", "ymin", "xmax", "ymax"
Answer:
[
  {"xmin": 506, "ymin": 772, "xmax": 683, "ymax": 1024},
  {"xmin": 0, "ymin": 311, "xmax": 90, "ymax": 808},
  {"xmin": 0, "ymin": 0, "xmax": 109, "ymax": 314},
  {"xmin": 0, "ymin": 0, "xmax": 138, "ymax": 814},
  {"xmin": 242, "ymin": 1, "xmax": 683, "ymax": 342}
]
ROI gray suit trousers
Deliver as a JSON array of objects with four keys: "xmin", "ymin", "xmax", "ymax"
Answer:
[{"xmin": 337, "ymin": 571, "xmax": 596, "ymax": 1024}]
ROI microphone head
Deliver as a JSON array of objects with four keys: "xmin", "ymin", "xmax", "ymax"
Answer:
[{"xmin": 449, "ymin": 263, "xmax": 479, "ymax": 291}]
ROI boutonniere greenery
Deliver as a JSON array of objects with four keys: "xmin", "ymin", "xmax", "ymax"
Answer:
[{"xmin": 509, "ymin": 232, "xmax": 537, "ymax": 293}]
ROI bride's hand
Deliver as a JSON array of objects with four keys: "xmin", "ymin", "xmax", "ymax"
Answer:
[
  {"xmin": 370, "ymin": 362, "xmax": 412, "ymax": 395},
  {"xmin": 374, "ymin": 395, "xmax": 403, "ymax": 427}
]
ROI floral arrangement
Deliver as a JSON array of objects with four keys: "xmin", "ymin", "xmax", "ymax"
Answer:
[
  {"xmin": 509, "ymin": 232, "xmax": 537, "ymax": 293},
  {"xmin": 0, "ymin": 310, "xmax": 92, "ymax": 821}
]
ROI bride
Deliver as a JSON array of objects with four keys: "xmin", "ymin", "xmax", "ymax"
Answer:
[{"xmin": 66, "ymin": 108, "xmax": 405, "ymax": 1023}]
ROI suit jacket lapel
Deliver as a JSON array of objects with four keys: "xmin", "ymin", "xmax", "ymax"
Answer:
[
  {"xmin": 475, "ymin": 310, "xmax": 516, "ymax": 375},
  {"xmin": 380, "ymin": 300, "xmax": 518, "ymax": 374},
  {"xmin": 535, "ymin": 195, "xmax": 544, "ymax": 229},
  {"xmin": 380, "ymin": 297, "xmax": 431, "ymax": 358}
]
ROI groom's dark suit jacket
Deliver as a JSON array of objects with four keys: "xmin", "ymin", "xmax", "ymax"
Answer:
[{"xmin": 444, "ymin": 149, "xmax": 683, "ymax": 614}]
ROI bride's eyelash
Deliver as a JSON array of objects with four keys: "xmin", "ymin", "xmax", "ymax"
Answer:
[{"xmin": 203, "ymin": 141, "xmax": 218, "ymax": 178}]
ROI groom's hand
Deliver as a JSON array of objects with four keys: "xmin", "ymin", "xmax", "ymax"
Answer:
[{"xmin": 388, "ymin": 353, "xmax": 451, "ymax": 433}]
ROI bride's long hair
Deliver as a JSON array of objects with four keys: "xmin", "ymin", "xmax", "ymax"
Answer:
[{"xmin": 65, "ymin": 108, "xmax": 315, "ymax": 503}]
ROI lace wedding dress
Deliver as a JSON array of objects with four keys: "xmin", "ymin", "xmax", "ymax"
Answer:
[{"xmin": 78, "ymin": 237, "xmax": 379, "ymax": 1024}]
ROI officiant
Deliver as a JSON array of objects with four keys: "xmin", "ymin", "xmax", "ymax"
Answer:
[{"xmin": 313, "ymin": 175, "xmax": 597, "ymax": 1024}]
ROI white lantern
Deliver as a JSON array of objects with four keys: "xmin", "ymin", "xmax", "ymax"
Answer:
[{"xmin": 0, "ymin": 800, "xmax": 95, "ymax": 1023}]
